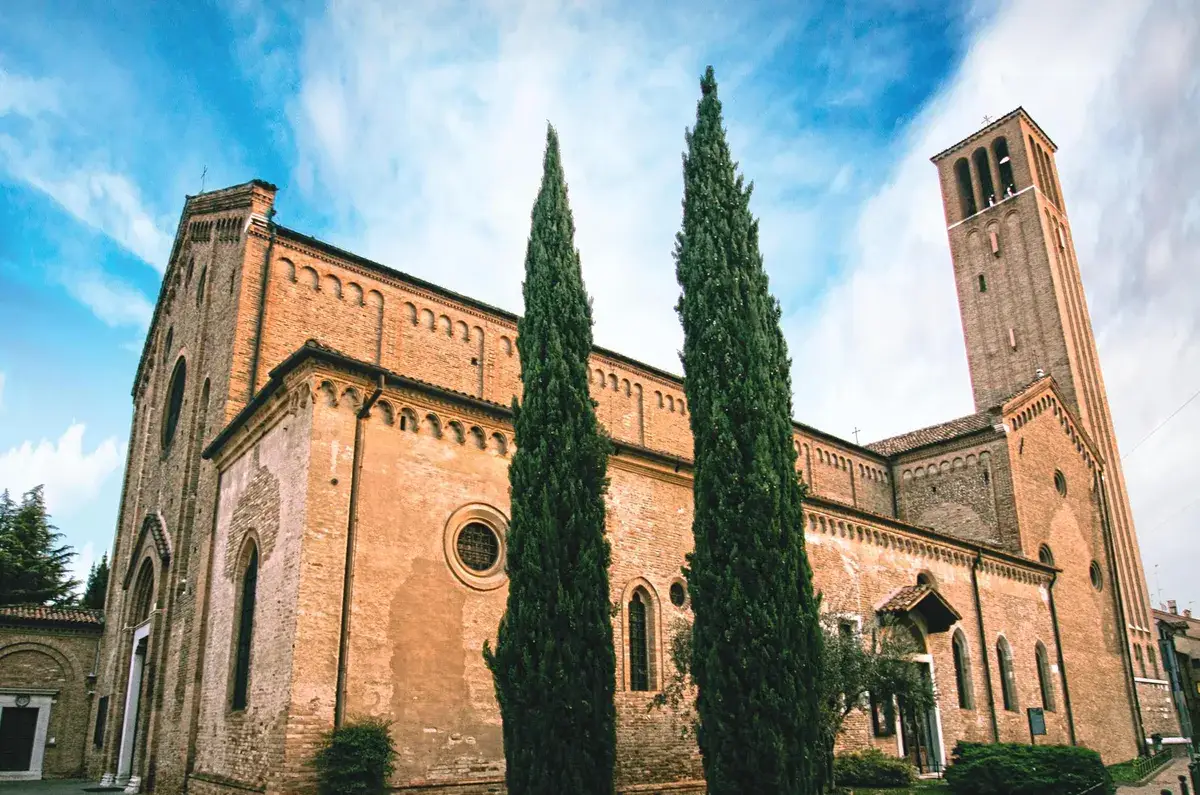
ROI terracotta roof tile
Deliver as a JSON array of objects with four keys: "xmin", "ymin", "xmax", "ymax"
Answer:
[
  {"xmin": 877, "ymin": 585, "xmax": 932, "ymax": 613},
  {"xmin": 867, "ymin": 411, "xmax": 998, "ymax": 457},
  {"xmin": 877, "ymin": 585, "xmax": 963, "ymax": 633},
  {"xmin": 0, "ymin": 604, "xmax": 105, "ymax": 627}
]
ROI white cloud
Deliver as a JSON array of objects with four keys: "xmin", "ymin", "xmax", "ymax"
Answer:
[
  {"xmin": 0, "ymin": 68, "xmax": 60, "ymax": 117},
  {"xmin": 9, "ymin": 157, "xmax": 174, "ymax": 270},
  {"xmin": 56, "ymin": 265, "xmax": 155, "ymax": 329},
  {"xmin": 271, "ymin": 2, "xmax": 857, "ymax": 374},
  {"xmin": 788, "ymin": 0, "xmax": 1200, "ymax": 606},
  {"xmin": 0, "ymin": 65, "xmax": 173, "ymax": 270},
  {"xmin": 243, "ymin": 0, "xmax": 1198, "ymax": 607},
  {"xmin": 0, "ymin": 423, "xmax": 124, "ymax": 517}
]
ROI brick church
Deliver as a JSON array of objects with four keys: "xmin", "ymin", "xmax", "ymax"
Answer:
[{"xmin": 82, "ymin": 108, "xmax": 1175, "ymax": 793}]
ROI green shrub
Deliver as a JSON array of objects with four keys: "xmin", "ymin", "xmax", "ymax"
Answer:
[
  {"xmin": 835, "ymin": 748, "xmax": 918, "ymax": 788},
  {"xmin": 312, "ymin": 718, "xmax": 397, "ymax": 795},
  {"xmin": 944, "ymin": 742, "xmax": 1113, "ymax": 795}
]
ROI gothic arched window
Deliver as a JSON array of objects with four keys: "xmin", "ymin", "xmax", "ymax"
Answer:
[
  {"xmin": 131, "ymin": 560, "xmax": 155, "ymax": 626},
  {"xmin": 954, "ymin": 158, "xmax": 977, "ymax": 219},
  {"xmin": 973, "ymin": 147, "xmax": 996, "ymax": 207},
  {"xmin": 1035, "ymin": 641, "xmax": 1055, "ymax": 712},
  {"xmin": 162, "ymin": 356, "xmax": 187, "ymax": 451},
  {"xmin": 993, "ymin": 136, "xmax": 1016, "ymax": 196},
  {"xmin": 997, "ymin": 636, "xmax": 1018, "ymax": 711},
  {"xmin": 231, "ymin": 543, "xmax": 259, "ymax": 710},
  {"xmin": 953, "ymin": 629, "xmax": 974, "ymax": 710},
  {"xmin": 628, "ymin": 589, "xmax": 653, "ymax": 691}
]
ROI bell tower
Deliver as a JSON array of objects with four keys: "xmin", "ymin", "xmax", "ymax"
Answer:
[{"xmin": 932, "ymin": 107, "xmax": 1156, "ymax": 674}]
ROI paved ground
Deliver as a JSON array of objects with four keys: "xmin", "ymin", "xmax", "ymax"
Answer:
[
  {"xmin": 1118, "ymin": 757, "xmax": 1195, "ymax": 794},
  {"xmin": 0, "ymin": 782, "xmax": 104, "ymax": 795}
]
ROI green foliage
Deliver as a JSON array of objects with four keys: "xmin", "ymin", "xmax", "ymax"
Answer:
[
  {"xmin": 648, "ymin": 618, "xmax": 700, "ymax": 738},
  {"xmin": 483, "ymin": 125, "xmax": 616, "ymax": 795},
  {"xmin": 652, "ymin": 612, "xmax": 935, "ymax": 788},
  {"xmin": 1107, "ymin": 749, "xmax": 1173, "ymax": 784},
  {"xmin": 312, "ymin": 718, "xmax": 397, "ymax": 795},
  {"xmin": 82, "ymin": 553, "xmax": 109, "ymax": 609},
  {"xmin": 0, "ymin": 486, "xmax": 78, "ymax": 606},
  {"xmin": 673, "ymin": 65, "xmax": 825, "ymax": 794},
  {"xmin": 819, "ymin": 616, "xmax": 936, "ymax": 785},
  {"xmin": 833, "ymin": 749, "xmax": 918, "ymax": 788},
  {"xmin": 944, "ymin": 742, "xmax": 1113, "ymax": 795}
]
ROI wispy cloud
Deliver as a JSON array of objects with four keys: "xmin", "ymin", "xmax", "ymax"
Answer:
[
  {"xmin": 0, "ymin": 67, "xmax": 61, "ymax": 117},
  {"xmin": 235, "ymin": 1, "xmax": 920, "ymax": 374},
  {"xmin": 0, "ymin": 423, "xmax": 124, "ymax": 517},
  {"xmin": 0, "ymin": 144, "xmax": 174, "ymax": 271},
  {"xmin": 55, "ymin": 265, "xmax": 155, "ymax": 329},
  {"xmin": 250, "ymin": 0, "xmax": 1198, "ymax": 604},
  {"xmin": 0, "ymin": 63, "xmax": 173, "ymax": 270}
]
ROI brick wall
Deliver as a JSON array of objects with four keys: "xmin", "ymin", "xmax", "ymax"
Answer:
[
  {"xmin": 0, "ymin": 625, "xmax": 101, "ymax": 778},
  {"xmin": 894, "ymin": 435, "xmax": 1017, "ymax": 549},
  {"xmin": 1004, "ymin": 388, "xmax": 1139, "ymax": 757},
  {"xmin": 89, "ymin": 182, "xmax": 271, "ymax": 789},
  {"xmin": 190, "ymin": 380, "xmax": 312, "ymax": 793},
  {"xmin": 89, "ymin": 172, "xmax": 1150, "ymax": 793}
]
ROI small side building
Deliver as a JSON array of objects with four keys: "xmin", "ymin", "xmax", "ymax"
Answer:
[
  {"xmin": 0, "ymin": 605, "xmax": 104, "ymax": 781},
  {"xmin": 1155, "ymin": 602, "xmax": 1199, "ymax": 746}
]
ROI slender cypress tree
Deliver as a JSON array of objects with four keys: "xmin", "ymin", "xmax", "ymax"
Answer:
[
  {"xmin": 484, "ymin": 125, "xmax": 616, "ymax": 795},
  {"xmin": 674, "ymin": 67, "xmax": 825, "ymax": 794},
  {"xmin": 83, "ymin": 553, "xmax": 110, "ymax": 609}
]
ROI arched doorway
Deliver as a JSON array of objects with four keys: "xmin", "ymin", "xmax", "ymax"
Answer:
[{"xmin": 116, "ymin": 560, "xmax": 155, "ymax": 787}]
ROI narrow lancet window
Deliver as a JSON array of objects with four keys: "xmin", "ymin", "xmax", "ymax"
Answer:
[
  {"xmin": 954, "ymin": 158, "xmax": 977, "ymax": 218},
  {"xmin": 231, "ymin": 544, "xmax": 258, "ymax": 710},
  {"xmin": 629, "ymin": 590, "xmax": 651, "ymax": 691}
]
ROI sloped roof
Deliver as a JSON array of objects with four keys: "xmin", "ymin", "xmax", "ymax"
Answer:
[
  {"xmin": 0, "ymin": 604, "xmax": 105, "ymax": 628},
  {"xmin": 877, "ymin": 585, "xmax": 962, "ymax": 633},
  {"xmin": 867, "ymin": 410, "xmax": 998, "ymax": 457}
]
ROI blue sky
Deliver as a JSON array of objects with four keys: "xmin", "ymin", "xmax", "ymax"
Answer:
[{"xmin": 1, "ymin": 0, "xmax": 1197, "ymax": 609}]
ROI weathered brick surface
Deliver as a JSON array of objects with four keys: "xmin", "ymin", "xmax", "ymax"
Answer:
[
  {"xmin": 0, "ymin": 623, "xmax": 102, "ymax": 778},
  {"xmin": 87, "ymin": 182, "xmax": 275, "ymax": 790},
  {"xmin": 190, "ymin": 383, "xmax": 311, "ymax": 793},
  {"xmin": 894, "ymin": 435, "xmax": 1016, "ymax": 549},
  {"xmin": 87, "ymin": 109, "xmax": 1161, "ymax": 794}
]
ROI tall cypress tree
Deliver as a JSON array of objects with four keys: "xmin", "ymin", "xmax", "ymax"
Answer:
[
  {"xmin": 674, "ymin": 67, "xmax": 825, "ymax": 794},
  {"xmin": 82, "ymin": 553, "xmax": 110, "ymax": 609},
  {"xmin": 484, "ymin": 125, "xmax": 616, "ymax": 795}
]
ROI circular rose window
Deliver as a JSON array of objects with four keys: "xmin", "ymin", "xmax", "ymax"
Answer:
[
  {"xmin": 444, "ymin": 505, "xmax": 508, "ymax": 590},
  {"xmin": 456, "ymin": 522, "xmax": 500, "ymax": 572}
]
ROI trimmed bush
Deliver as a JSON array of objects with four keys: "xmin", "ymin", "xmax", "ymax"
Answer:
[
  {"xmin": 312, "ymin": 718, "xmax": 397, "ymax": 795},
  {"xmin": 835, "ymin": 748, "xmax": 918, "ymax": 788},
  {"xmin": 944, "ymin": 742, "xmax": 1113, "ymax": 795}
]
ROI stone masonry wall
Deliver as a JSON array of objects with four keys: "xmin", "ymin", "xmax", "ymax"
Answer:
[{"xmin": 804, "ymin": 504, "xmax": 1074, "ymax": 762}]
